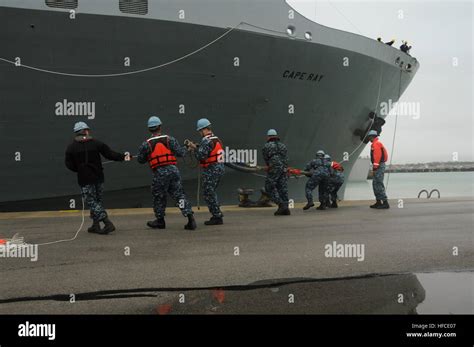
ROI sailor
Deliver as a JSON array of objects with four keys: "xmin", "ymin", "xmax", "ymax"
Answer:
[
  {"xmin": 187, "ymin": 118, "xmax": 225, "ymax": 225},
  {"xmin": 376, "ymin": 37, "xmax": 395, "ymax": 46},
  {"xmin": 65, "ymin": 122, "xmax": 125, "ymax": 235},
  {"xmin": 400, "ymin": 41, "xmax": 412, "ymax": 54},
  {"xmin": 367, "ymin": 130, "xmax": 390, "ymax": 209},
  {"xmin": 137, "ymin": 116, "xmax": 196, "ymax": 230},
  {"xmin": 303, "ymin": 150, "xmax": 330, "ymax": 211},
  {"xmin": 325, "ymin": 154, "xmax": 345, "ymax": 208},
  {"xmin": 262, "ymin": 129, "xmax": 290, "ymax": 216}
]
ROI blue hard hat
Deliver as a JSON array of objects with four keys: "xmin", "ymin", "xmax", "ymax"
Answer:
[
  {"xmin": 148, "ymin": 116, "xmax": 162, "ymax": 129},
  {"xmin": 73, "ymin": 122, "xmax": 89, "ymax": 133},
  {"xmin": 316, "ymin": 150, "xmax": 325, "ymax": 156},
  {"xmin": 196, "ymin": 118, "xmax": 211, "ymax": 131},
  {"xmin": 267, "ymin": 129, "xmax": 278, "ymax": 136},
  {"xmin": 367, "ymin": 130, "xmax": 378, "ymax": 137}
]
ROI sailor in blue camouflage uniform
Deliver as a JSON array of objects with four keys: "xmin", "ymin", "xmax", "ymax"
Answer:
[
  {"xmin": 317, "ymin": 153, "xmax": 333, "ymax": 208},
  {"xmin": 303, "ymin": 150, "xmax": 330, "ymax": 211},
  {"xmin": 325, "ymin": 154, "xmax": 345, "ymax": 208},
  {"xmin": 137, "ymin": 116, "xmax": 196, "ymax": 230},
  {"xmin": 262, "ymin": 129, "xmax": 290, "ymax": 216},
  {"xmin": 187, "ymin": 118, "xmax": 225, "ymax": 226}
]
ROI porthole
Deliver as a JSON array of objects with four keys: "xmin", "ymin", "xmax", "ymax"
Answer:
[{"xmin": 287, "ymin": 25, "xmax": 296, "ymax": 37}]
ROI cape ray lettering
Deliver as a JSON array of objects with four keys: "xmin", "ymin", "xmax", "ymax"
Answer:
[{"xmin": 282, "ymin": 70, "xmax": 324, "ymax": 82}]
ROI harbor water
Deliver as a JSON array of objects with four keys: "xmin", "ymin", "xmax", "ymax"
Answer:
[{"xmin": 345, "ymin": 171, "xmax": 474, "ymax": 201}]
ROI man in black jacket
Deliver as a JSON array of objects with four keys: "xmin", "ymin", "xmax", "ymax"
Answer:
[{"xmin": 65, "ymin": 122, "xmax": 125, "ymax": 234}]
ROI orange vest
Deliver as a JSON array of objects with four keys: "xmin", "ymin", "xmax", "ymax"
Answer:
[
  {"xmin": 147, "ymin": 135, "xmax": 177, "ymax": 169},
  {"xmin": 200, "ymin": 135, "xmax": 224, "ymax": 168},
  {"xmin": 331, "ymin": 161, "xmax": 344, "ymax": 172}
]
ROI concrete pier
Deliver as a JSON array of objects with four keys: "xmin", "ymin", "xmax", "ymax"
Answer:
[{"xmin": 0, "ymin": 198, "xmax": 472, "ymax": 314}]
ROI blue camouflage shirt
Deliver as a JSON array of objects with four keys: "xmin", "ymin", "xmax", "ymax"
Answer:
[{"xmin": 262, "ymin": 139, "xmax": 288, "ymax": 172}]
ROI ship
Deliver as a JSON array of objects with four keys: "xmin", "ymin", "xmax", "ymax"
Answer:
[
  {"xmin": 347, "ymin": 157, "xmax": 371, "ymax": 181},
  {"xmin": 0, "ymin": 0, "xmax": 419, "ymax": 210}
]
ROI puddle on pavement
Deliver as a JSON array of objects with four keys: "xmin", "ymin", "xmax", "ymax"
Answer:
[
  {"xmin": 415, "ymin": 272, "xmax": 473, "ymax": 314},
  {"xmin": 154, "ymin": 272, "xmax": 473, "ymax": 314}
]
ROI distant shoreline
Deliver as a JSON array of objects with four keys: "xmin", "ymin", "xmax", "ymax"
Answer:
[{"xmin": 386, "ymin": 168, "xmax": 474, "ymax": 173}]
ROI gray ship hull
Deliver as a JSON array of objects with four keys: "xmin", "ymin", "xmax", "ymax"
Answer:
[{"xmin": 0, "ymin": 3, "xmax": 418, "ymax": 208}]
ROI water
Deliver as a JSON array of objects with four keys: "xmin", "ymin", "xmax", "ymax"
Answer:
[
  {"xmin": 150, "ymin": 272, "xmax": 474, "ymax": 314},
  {"xmin": 345, "ymin": 171, "xmax": 474, "ymax": 201},
  {"xmin": 416, "ymin": 272, "xmax": 474, "ymax": 314},
  {"xmin": 172, "ymin": 272, "xmax": 473, "ymax": 314}
]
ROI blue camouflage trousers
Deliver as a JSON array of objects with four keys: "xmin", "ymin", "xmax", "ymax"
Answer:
[
  {"xmin": 202, "ymin": 164, "xmax": 225, "ymax": 218},
  {"xmin": 328, "ymin": 172, "xmax": 345, "ymax": 202},
  {"xmin": 265, "ymin": 169, "xmax": 289, "ymax": 207},
  {"xmin": 81, "ymin": 183, "xmax": 107, "ymax": 222},
  {"xmin": 152, "ymin": 165, "xmax": 193, "ymax": 219},
  {"xmin": 372, "ymin": 162, "xmax": 387, "ymax": 200},
  {"xmin": 305, "ymin": 172, "xmax": 329, "ymax": 204}
]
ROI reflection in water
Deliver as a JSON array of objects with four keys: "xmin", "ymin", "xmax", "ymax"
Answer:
[
  {"xmin": 162, "ymin": 274, "xmax": 427, "ymax": 315},
  {"xmin": 159, "ymin": 272, "xmax": 474, "ymax": 314}
]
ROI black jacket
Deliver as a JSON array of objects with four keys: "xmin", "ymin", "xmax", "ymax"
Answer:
[{"xmin": 65, "ymin": 135, "xmax": 125, "ymax": 186}]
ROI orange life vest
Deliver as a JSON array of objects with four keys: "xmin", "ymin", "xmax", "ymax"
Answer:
[
  {"xmin": 200, "ymin": 135, "xmax": 224, "ymax": 168},
  {"xmin": 147, "ymin": 135, "xmax": 177, "ymax": 169},
  {"xmin": 331, "ymin": 161, "xmax": 344, "ymax": 172}
]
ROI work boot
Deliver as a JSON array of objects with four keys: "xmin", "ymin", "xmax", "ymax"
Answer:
[
  {"xmin": 102, "ymin": 217, "xmax": 116, "ymax": 233},
  {"xmin": 184, "ymin": 214, "xmax": 197, "ymax": 230},
  {"xmin": 303, "ymin": 202, "xmax": 315, "ymax": 210},
  {"xmin": 370, "ymin": 200, "xmax": 381, "ymax": 209},
  {"xmin": 204, "ymin": 216, "xmax": 223, "ymax": 226},
  {"xmin": 376, "ymin": 200, "xmax": 390, "ymax": 209},
  {"xmin": 147, "ymin": 218, "xmax": 166, "ymax": 229},
  {"xmin": 275, "ymin": 204, "xmax": 291, "ymax": 216},
  {"xmin": 88, "ymin": 221, "xmax": 101, "ymax": 233},
  {"xmin": 330, "ymin": 201, "xmax": 338, "ymax": 208},
  {"xmin": 316, "ymin": 203, "xmax": 327, "ymax": 210},
  {"xmin": 88, "ymin": 221, "xmax": 108, "ymax": 235}
]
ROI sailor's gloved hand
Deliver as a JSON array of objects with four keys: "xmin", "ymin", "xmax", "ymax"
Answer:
[{"xmin": 184, "ymin": 139, "xmax": 197, "ymax": 151}]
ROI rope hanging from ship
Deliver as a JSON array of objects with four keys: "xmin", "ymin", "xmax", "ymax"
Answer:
[
  {"xmin": 385, "ymin": 69, "xmax": 403, "ymax": 192},
  {"xmin": 0, "ymin": 21, "xmax": 296, "ymax": 78},
  {"xmin": 0, "ymin": 22, "xmax": 245, "ymax": 78}
]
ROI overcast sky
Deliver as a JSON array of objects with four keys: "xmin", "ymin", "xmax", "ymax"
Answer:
[{"xmin": 287, "ymin": 0, "xmax": 473, "ymax": 164}]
